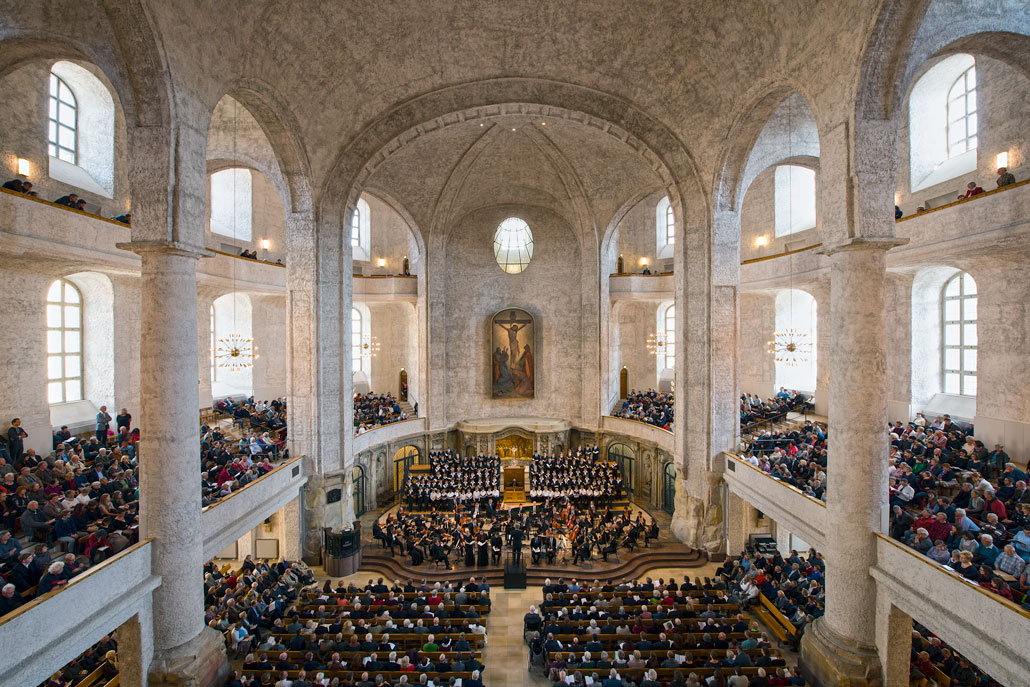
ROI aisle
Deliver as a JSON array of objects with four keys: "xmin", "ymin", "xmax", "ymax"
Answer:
[{"xmin": 314, "ymin": 562, "xmax": 724, "ymax": 687}]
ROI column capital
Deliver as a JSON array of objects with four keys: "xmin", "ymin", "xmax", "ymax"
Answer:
[
  {"xmin": 115, "ymin": 240, "xmax": 211, "ymax": 260},
  {"xmin": 818, "ymin": 236, "xmax": 908, "ymax": 256}
]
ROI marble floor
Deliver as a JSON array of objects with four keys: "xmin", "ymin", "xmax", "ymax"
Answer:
[{"xmin": 311, "ymin": 561, "xmax": 726, "ymax": 687}]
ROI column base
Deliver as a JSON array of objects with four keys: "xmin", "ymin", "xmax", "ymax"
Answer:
[
  {"xmin": 149, "ymin": 627, "xmax": 229, "ymax": 687},
  {"xmin": 800, "ymin": 618, "xmax": 882, "ymax": 687},
  {"xmin": 670, "ymin": 471, "xmax": 726, "ymax": 557}
]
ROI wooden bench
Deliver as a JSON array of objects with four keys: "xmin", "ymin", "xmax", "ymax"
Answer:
[{"xmin": 755, "ymin": 594, "xmax": 796, "ymax": 643}]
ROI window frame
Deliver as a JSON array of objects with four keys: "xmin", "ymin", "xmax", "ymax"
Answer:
[
  {"xmin": 352, "ymin": 198, "xmax": 371, "ymax": 261},
  {"xmin": 655, "ymin": 196, "xmax": 674, "ymax": 259},
  {"xmin": 352, "ymin": 307, "xmax": 364, "ymax": 374},
  {"xmin": 492, "ymin": 216, "xmax": 535, "ymax": 274},
  {"xmin": 46, "ymin": 279, "xmax": 84, "ymax": 404},
  {"xmin": 662, "ymin": 303, "xmax": 676, "ymax": 371},
  {"xmin": 48, "ymin": 72, "xmax": 78, "ymax": 165},
  {"xmin": 946, "ymin": 66, "xmax": 978, "ymax": 159},
  {"xmin": 941, "ymin": 271, "xmax": 977, "ymax": 397}
]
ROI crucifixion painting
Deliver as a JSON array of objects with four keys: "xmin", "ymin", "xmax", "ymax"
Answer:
[{"xmin": 491, "ymin": 308, "xmax": 535, "ymax": 399}]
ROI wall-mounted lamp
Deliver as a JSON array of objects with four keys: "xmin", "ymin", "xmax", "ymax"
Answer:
[
  {"xmin": 376, "ymin": 257, "xmax": 387, "ymax": 268},
  {"xmin": 639, "ymin": 257, "xmax": 649, "ymax": 267},
  {"xmin": 755, "ymin": 236, "xmax": 769, "ymax": 248},
  {"xmin": 997, "ymin": 151, "xmax": 1009, "ymax": 168},
  {"xmin": 17, "ymin": 158, "xmax": 30, "ymax": 176},
  {"xmin": 260, "ymin": 239, "xmax": 271, "ymax": 250},
  {"xmin": 894, "ymin": 191, "xmax": 901, "ymax": 206}
]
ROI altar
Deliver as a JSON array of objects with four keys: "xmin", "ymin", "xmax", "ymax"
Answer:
[{"xmin": 455, "ymin": 417, "xmax": 571, "ymax": 458}]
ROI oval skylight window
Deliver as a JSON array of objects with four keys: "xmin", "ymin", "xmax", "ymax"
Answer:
[{"xmin": 493, "ymin": 217, "xmax": 534, "ymax": 274}]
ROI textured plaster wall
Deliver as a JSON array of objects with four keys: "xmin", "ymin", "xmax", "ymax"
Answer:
[
  {"xmin": 740, "ymin": 167, "xmax": 821, "ymax": 261},
  {"xmin": 614, "ymin": 192, "xmax": 666, "ymax": 273},
  {"xmin": 252, "ymin": 295, "xmax": 287, "ymax": 401},
  {"xmin": 615, "ymin": 300, "xmax": 661, "ymax": 397},
  {"xmin": 896, "ymin": 54, "xmax": 1030, "ymax": 214},
  {"xmin": 442, "ymin": 205, "xmax": 584, "ymax": 423},
  {"xmin": 0, "ymin": 267, "xmax": 55, "ymax": 455},
  {"xmin": 740, "ymin": 292, "xmax": 776, "ymax": 399},
  {"xmin": 368, "ymin": 302, "xmax": 417, "ymax": 399},
  {"xmin": 0, "ymin": 60, "xmax": 130, "ymax": 215},
  {"xmin": 204, "ymin": 168, "xmax": 286, "ymax": 261},
  {"xmin": 358, "ymin": 193, "xmax": 421, "ymax": 276}
]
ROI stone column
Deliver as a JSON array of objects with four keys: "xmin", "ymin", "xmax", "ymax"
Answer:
[
  {"xmin": 801, "ymin": 239, "xmax": 901, "ymax": 686},
  {"xmin": 885, "ymin": 273, "xmax": 913, "ymax": 423},
  {"xmin": 807, "ymin": 281, "xmax": 831, "ymax": 416},
  {"xmin": 126, "ymin": 243, "xmax": 228, "ymax": 686},
  {"xmin": 972, "ymin": 257, "xmax": 1030, "ymax": 460}
]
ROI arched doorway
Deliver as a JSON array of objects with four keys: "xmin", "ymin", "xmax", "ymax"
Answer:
[
  {"xmin": 352, "ymin": 464, "xmax": 366, "ymax": 517},
  {"xmin": 393, "ymin": 445, "xmax": 421, "ymax": 494},
  {"xmin": 400, "ymin": 369, "xmax": 408, "ymax": 401},
  {"xmin": 619, "ymin": 366, "xmax": 628, "ymax": 399},
  {"xmin": 662, "ymin": 462, "xmax": 676, "ymax": 515},
  {"xmin": 608, "ymin": 443, "xmax": 635, "ymax": 497}
]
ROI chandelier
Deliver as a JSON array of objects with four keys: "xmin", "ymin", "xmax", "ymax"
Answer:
[
  {"xmin": 362, "ymin": 335, "xmax": 381, "ymax": 358},
  {"xmin": 214, "ymin": 98, "xmax": 257, "ymax": 371},
  {"xmin": 214, "ymin": 332, "xmax": 258, "ymax": 372},
  {"xmin": 768, "ymin": 328, "xmax": 812, "ymax": 367},
  {"xmin": 767, "ymin": 95, "xmax": 812, "ymax": 368},
  {"xmin": 646, "ymin": 332, "xmax": 667, "ymax": 356}
]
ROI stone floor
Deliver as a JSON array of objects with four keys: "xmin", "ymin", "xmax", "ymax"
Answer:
[{"xmin": 310, "ymin": 561, "xmax": 727, "ymax": 687}]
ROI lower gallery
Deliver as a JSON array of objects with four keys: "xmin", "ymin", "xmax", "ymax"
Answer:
[{"xmin": 1, "ymin": 1, "xmax": 1029, "ymax": 686}]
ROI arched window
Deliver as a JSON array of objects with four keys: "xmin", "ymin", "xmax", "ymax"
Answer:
[
  {"xmin": 352, "ymin": 197, "xmax": 371, "ymax": 261},
  {"xmin": 909, "ymin": 54, "xmax": 977, "ymax": 192},
  {"xmin": 661, "ymin": 304, "xmax": 676, "ymax": 371},
  {"xmin": 942, "ymin": 272, "xmax": 977, "ymax": 397},
  {"xmin": 47, "ymin": 279, "xmax": 83, "ymax": 404},
  {"xmin": 493, "ymin": 217, "xmax": 534, "ymax": 274},
  {"xmin": 352, "ymin": 307, "xmax": 363, "ymax": 374},
  {"xmin": 209, "ymin": 168, "xmax": 253, "ymax": 241},
  {"xmin": 947, "ymin": 66, "xmax": 977, "ymax": 158},
  {"xmin": 48, "ymin": 73, "xmax": 77, "ymax": 164},
  {"xmin": 656, "ymin": 196, "xmax": 674, "ymax": 258},
  {"xmin": 774, "ymin": 165, "xmax": 817, "ymax": 237},
  {"xmin": 47, "ymin": 62, "xmax": 115, "ymax": 197}
]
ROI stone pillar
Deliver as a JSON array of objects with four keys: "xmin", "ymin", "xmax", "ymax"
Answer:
[
  {"xmin": 807, "ymin": 281, "xmax": 831, "ymax": 417},
  {"xmin": 885, "ymin": 273, "xmax": 913, "ymax": 423},
  {"xmin": 286, "ymin": 209, "xmax": 352, "ymax": 563},
  {"xmin": 973, "ymin": 258, "xmax": 1030, "ymax": 460},
  {"xmin": 801, "ymin": 239, "xmax": 901, "ymax": 687},
  {"xmin": 124, "ymin": 243, "xmax": 228, "ymax": 686},
  {"xmin": 876, "ymin": 598, "xmax": 913, "ymax": 687},
  {"xmin": 252, "ymin": 294, "xmax": 287, "ymax": 401},
  {"xmin": 739, "ymin": 292, "xmax": 776, "ymax": 400}
]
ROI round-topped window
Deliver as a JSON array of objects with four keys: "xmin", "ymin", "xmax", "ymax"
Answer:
[{"xmin": 493, "ymin": 217, "xmax": 534, "ymax": 274}]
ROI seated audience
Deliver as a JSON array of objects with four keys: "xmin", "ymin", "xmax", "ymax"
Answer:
[{"xmin": 613, "ymin": 390, "xmax": 673, "ymax": 430}]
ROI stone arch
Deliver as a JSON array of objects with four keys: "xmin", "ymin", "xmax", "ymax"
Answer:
[
  {"xmin": 317, "ymin": 79, "xmax": 708, "ymax": 248},
  {"xmin": 0, "ymin": 2, "xmax": 171, "ymax": 130},
  {"xmin": 714, "ymin": 87, "xmax": 823, "ymax": 215},
  {"xmin": 855, "ymin": 0, "xmax": 1030, "ymax": 121},
  {"xmin": 213, "ymin": 80, "xmax": 314, "ymax": 216}
]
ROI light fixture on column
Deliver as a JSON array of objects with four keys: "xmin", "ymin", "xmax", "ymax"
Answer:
[
  {"xmin": 214, "ymin": 332, "xmax": 258, "ymax": 372},
  {"xmin": 362, "ymin": 334, "xmax": 381, "ymax": 358},
  {"xmin": 997, "ymin": 151, "xmax": 1009, "ymax": 168},
  {"xmin": 767, "ymin": 95, "xmax": 811, "ymax": 368},
  {"xmin": 376, "ymin": 257, "xmax": 386, "ymax": 268},
  {"xmin": 213, "ymin": 98, "xmax": 257, "ymax": 370},
  {"xmin": 17, "ymin": 158, "xmax": 30, "ymax": 176},
  {"xmin": 646, "ymin": 331, "xmax": 667, "ymax": 356}
]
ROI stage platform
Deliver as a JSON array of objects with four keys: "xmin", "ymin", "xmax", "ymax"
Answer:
[{"xmin": 356, "ymin": 502, "xmax": 708, "ymax": 586}]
